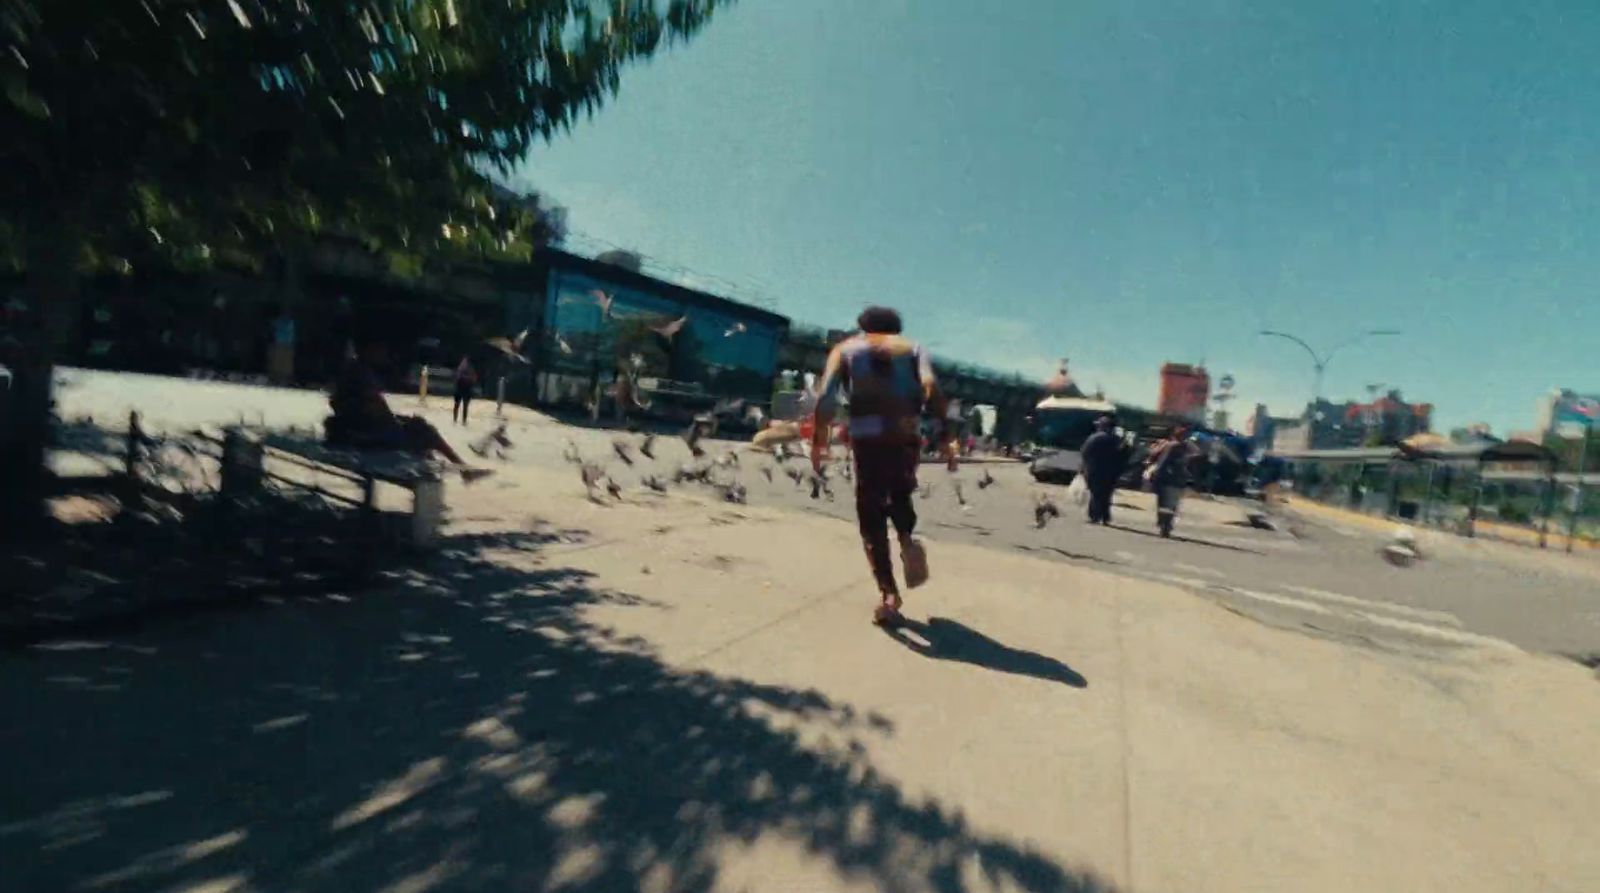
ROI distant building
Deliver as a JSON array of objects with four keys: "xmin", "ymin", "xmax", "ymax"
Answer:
[
  {"xmin": 1158, "ymin": 363, "xmax": 1210, "ymax": 423},
  {"xmin": 1536, "ymin": 389, "xmax": 1600, "ymax": 439},
  {"xmin": 1266, "ymin": 390, "xmax": 1433, "ymax": 450},
  {"xmin": 1342, "ymin": 390, "xmax": 1432, "ymax": 444},
  {"xmin": 1043, "ymin": 360, "xmax": 1085, "ymax": 398}
]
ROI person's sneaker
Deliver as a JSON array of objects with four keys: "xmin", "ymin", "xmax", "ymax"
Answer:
[
  {"xmin": 460, "ymin": 467, "xmax": 495, "ymax": 485},
  {"xmin": 899, "ymin": 536, "xmax": 930, "ymax": 589}
]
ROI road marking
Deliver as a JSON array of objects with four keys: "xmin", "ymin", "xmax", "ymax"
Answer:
[
  {"xmin": 1172, "ymin": 562, "xmax": 1225, "ymax": 579},
  {"xmin": 1348, "ymin": 610, "xmax": 1520, "ymax": 652},
  {"xmin": 1204, "ymin": 586, "xmax": 1519, "ymax": 653},
  {"xmin": 1149, "ymin": 572, "xmax": 1262, "ymax": 594},
  {"xmin": 1279, "ymin": 584, "xmax": 1463, "ymax": 628}
]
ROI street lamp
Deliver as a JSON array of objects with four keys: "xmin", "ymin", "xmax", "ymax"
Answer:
[{"xmin": 1256, "ymin": 329, "xmax": 1400, "ymax": 405}]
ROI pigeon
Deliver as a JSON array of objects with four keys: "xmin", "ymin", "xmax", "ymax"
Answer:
[
  {"xmin": 612, "ymin": 438, "xmax": 635, "ymax": 466},
  {"xmin": 785, "ymin": 465, "xmax": 806, "ymax": 487},
  {"xmin": 639, "ymin": 433, "xmax": 658, "ymax": 460},
  {"xmin": 1034, "ymin": 493, "xmax": 1061, "ymax": 529},
  {"xmin": 580, "ymin": 462, "xmax": 605, "ymax": 498},
  {"xmin": 714, "ymin": 450, "xmax": 740, "ymax": 468},
  {"xmin": 953, "ymin": 480, "xmax": 969, "ymax": 510},
  {"xmin": 683, "ymin": 419, "xmax": 708, "ymax": 458},
  {"xmin": 562, "ymin": 440, "xmax": 582, "ymax": 465},
  {"xmin": 642, "ymin": 475, "xmax": 669, "ymax": 493},
  {"xmin": 839, "ymin": 462, "xmax": 853, "ymax": 482},
  {"xmin": 652, "ymin": 315, "xmax": 688, "ymax": 341},
  {"xmin": 720, "ymin": 481, "xmax": 748, "ymax": 504},
  {"xmin": 555, "ymin": 334, "xmax": 574, "ymax": 356},
  {"xmin": 605, "ymin": 477, "xmax": 624, "ymax": 501},
  {"xmin": 484, "ymin": 328, "xmax": 531, "ymax": 363},
  {"xmin": 589, "ymin": 289, "xmax": 615, "ymax": 319},
  {"xmin": 977, "ymin": 468, "xmax": 997, "ymax": 490},
  {"xmin": 723, "ymin": 322, "xmax": 747, "ymax": 338},
  {"xmin": 674, "ymin": 462, "xmax": 711, "ymax": 485},
  {"xmin": 1381, "ymin": 526, "xmax": 1423, "ymax": 567},
  {"xmin": 469, "ymin": 422, "xmax": 513, "ymax": 458},
  {"xmin": 760, "ymin": 466, "xmax": 774, "ymax": 483},
  {"xmin": 809, "ymin": 473, "xmax": 834, "ymax": 501}
]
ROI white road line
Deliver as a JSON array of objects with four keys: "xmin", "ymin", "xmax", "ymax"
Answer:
[
  {"xmin": 1212, "ymin": 586, "xmax": 1519, "ymax": 652},
  {"xmin": 1279, "ymin": 584, "xmax": 1463, "ymax": 628},
  {"xmin": 1172, "ymin": 562, "xmax": 1226, "ymax": 579},
  {"xmin": 1148, "ymin": 572, "xmax": 1265, "ymax": 594},
  {"xmin": 1348, "ymin": 610, "xmax": 1520, "ymax": 652}
]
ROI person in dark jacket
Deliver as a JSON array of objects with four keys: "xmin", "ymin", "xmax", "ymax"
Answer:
[{"xmin": 1078, "ymin": 415, "xmax": 1125, "ymax": 525}]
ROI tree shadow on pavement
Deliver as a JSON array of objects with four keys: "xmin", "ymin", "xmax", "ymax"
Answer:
[
  {"xmin": 0, "ymin": 528, "xmax": 1115, "ymax": 892},
  {"xmin": 881, "ymin": 617, "xmax": 1089, "ymax": 689}
]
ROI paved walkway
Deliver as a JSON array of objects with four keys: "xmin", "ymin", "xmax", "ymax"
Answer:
[{"xmin": 5, "ymin": 438, "xmax": 1600, "ymax": 892}]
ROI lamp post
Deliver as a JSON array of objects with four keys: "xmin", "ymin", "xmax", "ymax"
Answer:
[{"xmin": 1257, "ymin": 329, "xmax": 1400, "ymax": 404}]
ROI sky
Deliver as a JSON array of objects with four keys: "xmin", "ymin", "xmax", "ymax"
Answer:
[{"xmin": 511, "ymin": 0, "xmax": 1600, "ymax": 433}]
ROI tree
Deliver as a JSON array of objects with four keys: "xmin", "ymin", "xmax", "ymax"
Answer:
[{"xmin": 0, "ymin": 0, "xmax": 732, "ymax": 536}]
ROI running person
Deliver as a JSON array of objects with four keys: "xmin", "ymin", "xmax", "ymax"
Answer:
[{"xmin": 813, "ymin": 306, "xmax": 956, "ymax": 625}]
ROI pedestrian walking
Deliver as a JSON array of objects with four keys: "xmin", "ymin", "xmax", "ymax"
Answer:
[
  {"xmin": 812, "ymin": 306, "xmax": 956, "ymax": 626},
  {"xmin": 1144, "ymin": 424, "xmax": 1198, "ymax": 537},
  {"xmin": 1078, "ymin": 415, "xmax": 1124, "ymax": 525},
  {"xmin": 452, "ymin": 356, "xmax": 478, "ymax": 424}
]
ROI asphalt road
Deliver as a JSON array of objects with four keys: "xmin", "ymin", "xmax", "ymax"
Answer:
[{"xmin": 696, "ymin": 453, "xmax": 1600, "ymax": 663}]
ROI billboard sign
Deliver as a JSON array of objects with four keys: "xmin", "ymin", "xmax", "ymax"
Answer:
[{"xmin": 1554, "ymin": 393, "xmax": 1600, "ymax": 426}]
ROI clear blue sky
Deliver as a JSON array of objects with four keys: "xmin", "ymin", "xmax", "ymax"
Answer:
[{"xmin": 511, "ymin": 0, "xmax": 1599, "ymax": 433}]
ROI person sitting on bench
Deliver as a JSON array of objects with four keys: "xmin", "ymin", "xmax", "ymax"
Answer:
[{"xmin": 325, "ymin": 335, "xmax": 492, "ymax": 483}]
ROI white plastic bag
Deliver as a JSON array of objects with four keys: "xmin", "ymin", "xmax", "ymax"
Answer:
[{"xmin": 1066, "ymin": 474, "xmax": 1089, "ymax": 506}]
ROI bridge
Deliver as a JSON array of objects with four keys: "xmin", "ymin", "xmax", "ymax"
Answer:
[{"xmin": 778, "ymin": 325, "xmax": 1049, "ymax": 443}]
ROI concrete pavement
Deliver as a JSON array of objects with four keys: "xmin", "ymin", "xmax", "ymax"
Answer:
[{"xmin": 9, "ymin": 392, "xmax": 1600, "ymax": 891}]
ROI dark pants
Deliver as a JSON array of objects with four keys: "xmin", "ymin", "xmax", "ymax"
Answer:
[
  {"xmin": 453, "ymin": 385, "xmax": 472, "ymax": 423},
  {"xmin": 853, "ymin": 441, "xmax": 920, "ymax": 594},
  {"xmin": 1087, "ymin": 480, "xmax": 1115, "ymax": 524}
]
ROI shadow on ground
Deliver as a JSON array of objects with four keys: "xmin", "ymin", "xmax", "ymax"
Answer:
[
  {"xmin": 882, "ymin": 617, "xmax": 1089, "ymax": 689},
  {"xmin": 0, "ymin": 527, "xmax": 1115, "ymax": 892},
  {"xmin": 1107, "ymin": 522, "xmax": 1265, "ymax": 554}
]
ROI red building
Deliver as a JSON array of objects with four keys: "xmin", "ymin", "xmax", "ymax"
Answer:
[{"xmin": 1158, "ymin": 363, "xmax": 1211, "ymax": 423}]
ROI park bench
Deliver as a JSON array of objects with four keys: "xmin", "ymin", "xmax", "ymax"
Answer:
[{"xmin": 203, "ymin": 427, "xmax": 447, "ymax": 548}]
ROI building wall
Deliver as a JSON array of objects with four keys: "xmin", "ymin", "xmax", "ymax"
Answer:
[{"xmin": 1158, "ymin": 363, "xmax": 1210, "ymax": 422}]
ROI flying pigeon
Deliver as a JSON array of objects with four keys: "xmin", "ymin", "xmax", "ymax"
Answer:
[
  {"xmin": 683, "ymin": 419, "xmax": 708, "ymax": 458},
  {"xmin": 484, "ymin": 328, "xmax": 531, "ymax": 363},
  {"xmin": 589, "ymin": 289, "xmax": 614, "ymax": 319},
  {"xmin": 785, "ymin": 465, "xmax": 806, "ymax": 487},
  {"xmin": 605, "ymin": 477, "xmax": 624, "ymax": 501},
  {"xmin": 723, "ymin": 321, "xmax": 747, "ymax": 338},
  {"xmin": 760, "ymin": 466, "xmax": 774, "ymax": 483},
  {"xmin": 652, "ymin": 315, "xmax": 688, "ymax": 341},
  {"xmin": 554, "ymin": 334, "xmax": 574, "ymax": 356},
  {"xmin": 639, "ymin": 433, "xmax": 658, "ymax": 460},
  {"xmin": 642, "ymin": 475, "xmax": 669, "ymax": 493},
  {"xmin": 612, "ymin": 438, "xmax": 635, "ymax": 466},
  {"xmin": 977, "ymin": 468, "xmax": 997, "ymax": 490}
]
